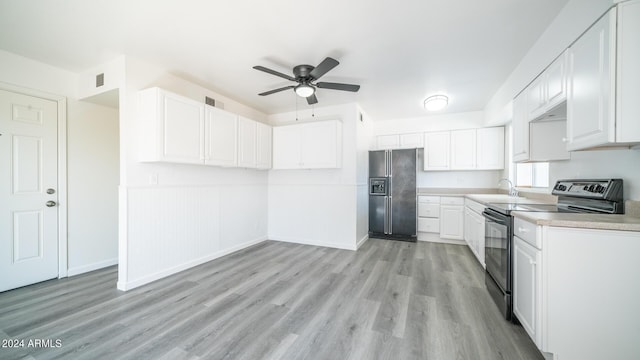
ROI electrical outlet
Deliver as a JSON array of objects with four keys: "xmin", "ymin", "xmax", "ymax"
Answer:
[{"xmin": 149, "ymin": 173, "xmax": 158, "ymax": 185}]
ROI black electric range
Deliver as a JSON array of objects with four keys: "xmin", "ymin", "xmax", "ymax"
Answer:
[{"xmin": 482, "ymin": 179, "xmax": 624, "ymax": 321}]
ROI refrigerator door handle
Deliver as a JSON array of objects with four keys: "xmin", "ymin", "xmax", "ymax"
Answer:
[
  {"xmin": 389, "ymin": 196, "xmax": 393, "ymax": 234},
  {"xmin": 384, "ymin": 196, "xmax": 389, "ymax": 234},
  {"xmin": 389, "ymin": 151, "xmax": 393, "ymax": 178}
]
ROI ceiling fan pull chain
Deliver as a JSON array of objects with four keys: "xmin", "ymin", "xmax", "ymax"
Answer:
[{"xmin": 295, "ymin": 94, "xmax": 299, "ymax": 121}]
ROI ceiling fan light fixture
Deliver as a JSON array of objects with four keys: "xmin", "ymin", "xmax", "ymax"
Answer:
[
  {"xmin": 294, "ymin": 83, "xmax": 315, "ymax": 98},
  {"xmin": 424, "ymin": 95, "xmax": 449, "ymax": 112}
]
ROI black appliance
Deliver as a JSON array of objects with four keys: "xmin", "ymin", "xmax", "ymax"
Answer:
[
  {"xmin": 483, "ymin": 179, "xmax": 623, "ymax": 320},
  {"xmin": 368, "ymin": 149, "xmax": 417, "ymax": 241}
]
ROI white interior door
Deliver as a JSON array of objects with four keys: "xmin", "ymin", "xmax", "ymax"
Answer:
[{"xmin": 1, "ymin": 89, "xmax": 58, "ymax": 292}]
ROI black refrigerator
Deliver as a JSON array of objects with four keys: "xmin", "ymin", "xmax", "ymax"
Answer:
[{"xmin": 368, "ymin": 149, "xmax": 417, "ymax": 240}]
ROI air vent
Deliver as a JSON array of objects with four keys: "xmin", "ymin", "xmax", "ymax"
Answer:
[
  {"xmin": 205, "ymin": 97, "xmax": 215, "ymax": 107},
  {"xmin": 96, "ymin": 73, "xmax": 104, "ymax": 87}
]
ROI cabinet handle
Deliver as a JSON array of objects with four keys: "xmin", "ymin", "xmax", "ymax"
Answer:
[{"xmin": 529, "ymin": 259, "xmax": 537, "ymax": 266}]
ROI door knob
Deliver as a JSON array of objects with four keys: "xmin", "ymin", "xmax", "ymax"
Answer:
[{"xmin": 46, "ymin": 201, "xmax": 57, "ymax": 207}]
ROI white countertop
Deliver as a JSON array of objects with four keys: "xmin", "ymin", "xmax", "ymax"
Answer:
[
  {"xmin": 464, "ymin": 194, "xmax": 555, "ymax": 206},
  {"xmin": 512, "ymin": 211, "xmax": 640, "ymax": 232}
]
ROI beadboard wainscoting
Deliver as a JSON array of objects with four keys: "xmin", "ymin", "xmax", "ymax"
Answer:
[
  {"xmin": 268, "ymin": 184, "xmax": 359, "ymax": 250},
  {"xmin": 117, "ymin": 185, "xmax": 268, "ymax": 291}
]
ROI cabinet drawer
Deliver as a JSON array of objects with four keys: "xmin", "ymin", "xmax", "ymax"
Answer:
[
  {"xmin": 418, "ymin": 218, "xmax": 440, "ymax": 233},
  {"xmin": 418, "ymin": 195, "xmax": 440, "ymax": 204},
  {"xmin": 440, "ymin": 196, "xmax": 464, "ymax": 205},
  {"xmin": 514, "ymin": 217, "xmax": 539, "ymax": 249},
  {"xmin": 418, "ymin": 203, "xmax": 440, "ymax": 218}
]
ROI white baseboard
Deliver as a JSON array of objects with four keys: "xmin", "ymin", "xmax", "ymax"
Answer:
[
  {"xmin": 356, "ymin": 234, "xmax": 369, "ymax": 249},
  {"xmin": 67, "ymin": 258, "xmax": 118, "ymax": 277},
  {"xmin": 269, "ymin": 235, "xmax": 357, "ymax": 251},
  {"xmin": 117, "ymin": 236, "xmax": 267, "ymax": 291},
  {"xmin": 417, "ymin": 232, "xmax": 466, "ymax": 245}
]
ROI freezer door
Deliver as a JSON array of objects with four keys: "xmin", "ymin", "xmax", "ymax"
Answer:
[
  {"xmin": 369, "ymin": 150, "xmax": 387, "ymax": 177},
  {"xmin": 390, "ymin": 149, "xmax": 417, "ymax": 236},
  {"xmin": 369, "ymin": 195, "xmax": 387, "ymax": 234}
]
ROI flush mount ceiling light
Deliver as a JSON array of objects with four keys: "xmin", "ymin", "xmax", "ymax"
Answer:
[
  {"xmin": 424, "ymin": 95, "xmax": 449, "ymax": 112},
  {"xmin": 294, "ymin": 83, "xmax": 316, "ymax": 98}
]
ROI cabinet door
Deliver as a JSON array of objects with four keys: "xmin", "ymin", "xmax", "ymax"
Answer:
[
  {"xmin": 377, "ymin": 135, "xmax": 399, "ymax": 149},
  {"xmin": 513, "ymin": 236, "xmax": 540, "ymax": 346},
  {"xmin": 616, "ymin": 0, "xmax": 640, "ymax": 143},
  {"xmin": 526, "ymin": 75, "xmax": 547, "ymax": 121},
  {"xmin": 472, "ymin": 210, "xmax": 485, "ymax": 268},
  {"xmin": 450, "ymin": 129, "xmax": 476, "ymax": 170},
  {"xmin": 476, "ymin": 127, "xmax": 504, "ymax": 170},
  {"xmin": 567, "ymin": 9, "xmax": 616, "ymax": 151},
  {"xmin": 237, "ymin": 116, "xmax": 257, "ymax": 168},
  {"xmin": 512, "ymin": 94, "xmax": 530, "ymax": 162},
  {"xmin": 440, "ymin": 205, "xmax": 464, "ymax": 240},
  {"xmin": 424, "ymin": 131, "xmax": 450, "ymax": 171},
  {"xmin": 399, "ymin": 133, "xmax": 424, "ymax": 149},
  {"xmin": 546, "ymin": 51, "xmax": 568, "ymax": 110},
  {"xmin": 272, "ymin": 125, "xmax": 301, "ymax": 169},
  {"xmin": 464, "ymin": 207, "xmax": 473, "ymax": 246},
  {"xmin": 205, "ymin": 106, "xmax": 238, "ymax": 167},
  {"xmin": 300, "ymin": 121, "xmax": 341, "ymax": 168},
  {"xmin": 256, "ymin": 122, "xmax": 272, "ymax": 169},
  {"xmin": 159, "ymin": 91, "xmax": 205, "ymax": 164}
]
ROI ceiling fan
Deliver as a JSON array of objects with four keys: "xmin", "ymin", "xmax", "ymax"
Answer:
[{"xmin": 253, "ymin": 57, "xmax": 360, "ymax": 105}]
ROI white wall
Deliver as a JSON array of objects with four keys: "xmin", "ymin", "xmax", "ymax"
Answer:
[
  {"xmin": 0, "ymin": 49, "xmax": 119, "ymax": 277},
  {"xmin": 356, "ymin": 105, "xmax": 374, "ymax": 247},
  {"xmin": 550, "ymin": 149, "xmax": 640, "ymax": 200},
  {"xmin": 267, "ymin": 103, "xmax": 364, "ymax": 250},
  {"xmin": 117, "ymin": 57, "xmax": 270, "ymax": 290},
  {"xmin": 374, "ymin": 111, "xmax": 503, "ymax": 189},
  {"xmin": 484, "ymin": 0, "xmax": 614, "ymax": 125},
  {"xmin": 67, "ymin": 100, "xmax": 119, "ymax": 275}
]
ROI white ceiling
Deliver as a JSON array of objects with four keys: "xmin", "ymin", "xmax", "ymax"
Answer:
[{"xmin": 0, "ymin": 0, "xmax": 568, "ymax": 120}]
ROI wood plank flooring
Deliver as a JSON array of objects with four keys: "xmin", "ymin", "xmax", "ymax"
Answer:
[{"xmin": 0, "ymin": 239, "xmax": 543, "ymax": 360}]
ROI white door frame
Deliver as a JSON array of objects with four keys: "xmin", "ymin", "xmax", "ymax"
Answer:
[{"xmin": 1, "ymin": 81, "xmax": 68, "ymax": 278}]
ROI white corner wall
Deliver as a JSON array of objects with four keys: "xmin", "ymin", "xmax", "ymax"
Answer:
[
  {"xmin": 0, "ymin": 49, "xmax": 120, "ymax": 277},
  {"xmin": 267, "ymin": 103, "xmax": 363, "ymax": 250},
  {"xmin": 117, "ymin": 57, "xmax": 269, "ymax": 291},
  {"xmin": 67, "ymin": 100, "xmax": 119, "ymax": 275}
]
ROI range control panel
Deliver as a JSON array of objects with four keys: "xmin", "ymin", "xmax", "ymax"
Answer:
[{"xmin": 552, "ymin": 179, "xmax": 623, "ymax": 200}]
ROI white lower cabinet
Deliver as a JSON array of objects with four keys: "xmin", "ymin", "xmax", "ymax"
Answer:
[
  {"xmin": 513, "ymin": 234, "xmax": 541, "ymax": 345},
  {"xmin": 439, "ymin": 197, "xmax": 464, "ymax": 240},
  {"xmin": 417, "ymin": 196, "xmax": 440, "ymax": 233},
  {"xmin": 511, "ymin": 217, "xmax": 640, "ymax": 360},
  {"xmin": 464, "ymin": 199, "xmax": 485, "ymax": 267}
]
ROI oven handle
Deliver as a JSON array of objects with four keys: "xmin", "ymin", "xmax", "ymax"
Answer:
[{"xmin": 482, "ymin": 210, "xmax": 509, "ymax": 226}]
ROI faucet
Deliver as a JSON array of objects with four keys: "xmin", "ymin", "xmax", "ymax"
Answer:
[{"xmin": 498, "ymin": 178, "xmax": 519, "ymax": 197}]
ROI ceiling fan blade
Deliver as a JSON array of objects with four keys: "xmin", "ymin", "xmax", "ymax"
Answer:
[
  {"xmin": 258, "ymin": 86, "xmax": 295, "ymax": 96},
  {"xmin": 316, "ymin": 82, "xmax": 360, "ymax": 92},
  {"xmin": 253, "ymin": 65, "xmax": 296, "ymax": 82},
  {"xmin": 307, "ymin": 94, "xmax": 318, "ymax": 105},
  {"xmin": 309, "ymin": 57, "xmax": 339, "ymax": 80}
]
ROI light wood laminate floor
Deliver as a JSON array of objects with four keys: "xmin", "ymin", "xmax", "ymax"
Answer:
[{"xmin": 0, "ymin": 239, "xmax": 543, "ymax": 360}]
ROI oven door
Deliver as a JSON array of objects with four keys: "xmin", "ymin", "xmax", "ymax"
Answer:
[{"xmin": 483, "ymin": 208, "xmax": 511, "ymax": 293}]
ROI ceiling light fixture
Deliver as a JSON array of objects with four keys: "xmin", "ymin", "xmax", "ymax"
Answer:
[
  {"xmin": 424, "ymin": 95, "xmax": 449, "ymax": 111},
  {"xmin": 294, "ymin": 83, "xmax": 315, "ymax": 98}
]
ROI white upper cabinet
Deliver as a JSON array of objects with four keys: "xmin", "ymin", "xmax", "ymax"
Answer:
[
  {"xmin": 424, "ymin": 131, "xmax": 450, "ymax": 171},
  {"xmin": 512, "ymin": 93, "xmax": 530, "ymax": 163},
  {"xmin": 205, "ymin": 106, "xmax": 238, "ymax": 167},
  {"xmin": 256, "ymin": 121, "xmax": 272, "ymax": 170},
  {"xmin": 567, "ymin": 3, "xmax": 640, "ymax": 150},
  {"xmin": 376, "ymin": 134, "xmax": 399, "ymax": 149},
  {"xmin": 138, "ymin": 87, "xmax": 205, "ymax": 164},
  {"xmin": 424, "ymin": 128, "xmax": 504, "ymax": 171},
  {"xmin": 450, "ymin": 129, "xmax": 477, "ymax": 170},
  {"xmin": 237, "ymin": 116, "xmax": 257, "ymax": 168},
  {"xmin": 527, "ymin": 51, "xmax": 568, "ymax": 121},
  {"xmin": 376, "ymin": 133, "xmax": 424, "ymax": 150},
  {"xmin": 272, "ymin": 120, "xmax": 342, "ymax": 170},
  {"xmin": 477, "ymin": 127, "xmax": 505, "ymax": 170}
]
